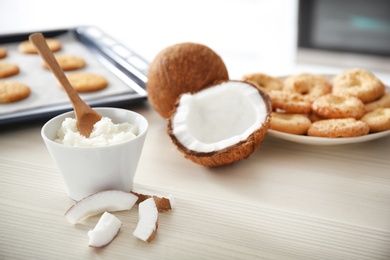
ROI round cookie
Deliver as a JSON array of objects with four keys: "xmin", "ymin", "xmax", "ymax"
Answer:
[
  {"xmin": 66, "ymin": 73, "xmax": 108, "ymax": 92},
  {"xmin": 269, "ymin": 90, "xmax": 312, "ymax": 114},
  {"xmin": 270, "ymin": 112, "xmax": 311, "ymax": 135},
  {"xmin": 361, "ymin": 108, "xmax": 390, "ymax": 133},
  {"xmin": 0, "ymin": 61, "xmax": 20, "ymax": 78},
  {"xmin": 0, "ymin": 47, "xmax": 7, "ymax": 59},
  {"xmin": 18, "ymin": 38, "xmax": 62, "ymax": 54},
  {"xmin": 284, "ymin": 73, "xmax": 332, "ymax": 101},
  {"xmin": 43, "ymin": 54, "xmax": 86, "ymax": 71},
  {"xmin": 365, "ymin": 93, "xmax": 390, "ymax": 112},
  {"xmin": 312, "ymin": 94, "xmax": 365, "ymax": 119},
  {"xmin": 0, "ymin": 81, "xmax": 31, "ymax": 103},
  {"xmin": 307, "ymin": 118, "xmax": 369, "ymax": 138},
  {"xmin": 333, "ymin": 68, "xmax": 385, "ymax": 103},
  {"xmin": 242, "ymin": 73, "xmax": 284, "ymax": 93}
]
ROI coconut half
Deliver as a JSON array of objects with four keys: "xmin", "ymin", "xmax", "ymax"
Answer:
[{"xmin": 167, "ymin": 80, "xmax": 272, "ymax": 167}]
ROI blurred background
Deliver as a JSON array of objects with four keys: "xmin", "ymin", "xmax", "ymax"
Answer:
[{"xmin": 1, "ymin": 0, "xmax": 389, "ymax": 83}]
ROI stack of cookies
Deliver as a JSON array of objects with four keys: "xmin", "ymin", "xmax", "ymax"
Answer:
[
  {"xmin": 242, "ymin": 68, "xmax": 390, "ymax": 138},
  {"xmin": 0, "ymin": 37, "xmax": 109, "ymax": 104}
]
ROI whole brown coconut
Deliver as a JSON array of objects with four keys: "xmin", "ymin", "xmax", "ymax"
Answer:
[{"xmin": 146, "ymin": 42, "xmax": 229, "ymax": 119}]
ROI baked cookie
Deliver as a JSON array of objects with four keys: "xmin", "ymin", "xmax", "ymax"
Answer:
[
  {"xmin": 0, "ymin": 61, "xmax": 20, "ymax": 78},
  {"xmin": 18, "ymin": 38, "xmax": 62, "ymax": 54},
  {"xmin": 242, "ymin": 73, "xmax": 284, "ymax": 93},
  {"xmin": 0, "ymin": 47, "xmax": 7, "ymax": 59},
  {"xmin": 312, "ymin": 94, "xmax": 365, "ymax": 119},
  {"xmin": 361, "ymin": 108, "xmax": 390, "ymax": 133},
  {"xmin": 365, "ymin": 93, "xmax": 390, "ymax": 112},
  {"xmin": 284, "ymin": 73, "xmax": 332, "ymax": 101},
  {"xmin": 270, "ymin": 112, "xmax": 311, "ymax": 135},
  {"xmin": 333, "ymin": 68, "xmax": 385, "ymax": 103},
  {"xmin": 66, "ymin": 73, "xmax": 108, "ymax": 92},
  {"xmin": 0, "ymin": 81, "xmax": 31, "ymax": 103},
  {"xmin": 307, "ymin": 118, "xmax": 369, "ymax": 138},
  {"xmin": 43, "ymin": 54, "xmax": 86, "ymax": 71},
  {"xmin": 269, "ymin": 90, "xmax": 312, "ymax": 114}
]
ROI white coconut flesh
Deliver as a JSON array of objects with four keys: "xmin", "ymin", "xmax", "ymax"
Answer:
[
  {"xmin": 133, "ymin": 198, "xmax": 158, "ymax": 242},
  {"xmin": 171, "ymin": 81, "xmax": 269, "ymax": 153},
  {"xmin": 88, "ymin": 211, "xmax": 122, "ymax": 247}
]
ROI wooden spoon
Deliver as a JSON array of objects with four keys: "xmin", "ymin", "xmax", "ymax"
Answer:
[{"xmin": 29, "ymin": 33, "xmax": 102, "ymax": 137}]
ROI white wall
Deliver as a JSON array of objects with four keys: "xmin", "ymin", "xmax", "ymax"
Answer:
[
  {"xmin": 1, "ymin": 0, "xmax": 389, "ymax": 83},
  {"xmin": 0, "ymin": 0, "xmax": 300, "ymax": 78}
]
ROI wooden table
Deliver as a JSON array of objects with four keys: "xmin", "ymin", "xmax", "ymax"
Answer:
[{"xmin": 1, "ymin": 102, "xmax": 390, "ymax": 259}]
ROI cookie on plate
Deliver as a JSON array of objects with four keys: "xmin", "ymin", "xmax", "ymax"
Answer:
[
  {"xmin": 0, "ymin": 47, "xmax": 7, "ymax": 59},
  {"xmin": 65, "ymin": 73, "xmax": 108, "ymax": 92},
  {"xmin": 365, "ymin": 93, "xmax": 390, "ymax": 112},
  {"xmin": 284, "ymin": 73, "xmax": 332, "ymax": 102},
  {"xmin": 312, "ymin": 94, "xmax": 366, "ymax": 119},
  {"xmin": 242, "ymin": 73, "xmax": 284, "ymax": 93},
  {"xmin": 18, "ymin": 38, "xmax": 62, "ymax": 54},
  {"xmin": 0, "ymin": 61, "xmax": 20, "ymax": 78},
  {"xmin": 43, "ymin": 54, "xmax": 86, "ymax": 71},
  {"xmin": 270, "ymin": 112, "xmax": 311, "ymax": 135},
  {"xmin": 307, "ymin": 118, "xmax": 369, "ymax": 138},
  {"xmin": 0, "ymin": 81, "xmax": 31, "ymax": 103},
  {"xmin": 361, "ymin": 108, "xmax": 390, "ymax": 133},
  {"xmin": 333, "ymin": 68, "xmax": 385, "ymax": 103}
]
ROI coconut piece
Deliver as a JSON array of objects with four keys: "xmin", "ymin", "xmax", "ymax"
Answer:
[
  {"xmin": 65, "ymin": 190, "xmax": 138, "ymax": 224},
  {"xmin": 147, "ymin": 42, "xmax": 229, "ymax": 119},
  {"xmin": 88, "ymin": 212, "xmax": 122, "ymax": 247},
  {"xmin": 131, "ymin": 189, "xmax": 175, "ymax": 212},
  {"xmin": 133, "ymin": 198, "xmax": 159, "ymax": 243},
  {"xmin": 167, "ymin": 80, "xmax": 272, "ymax": 167}
]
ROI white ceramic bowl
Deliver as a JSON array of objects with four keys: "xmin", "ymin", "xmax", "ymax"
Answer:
[{"xmin": 41, "ymin": 107, "xmax": 148, "ymax": 201}]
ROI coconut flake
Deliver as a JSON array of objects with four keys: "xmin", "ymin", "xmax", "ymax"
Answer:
[
  {"xmin": 65, "ymin": 190, "xmax": 138, "ymax": 224},
  {"xmin": 133, "ymin": 198, "xmax": 159, "ymax": 242},
  {"xmin": 88, "ymin": 212, "xmax": 122, "ymax": 247},
  {"xmin": 131, "ymin": 189, "xmax": 175, "ymax": 212}
]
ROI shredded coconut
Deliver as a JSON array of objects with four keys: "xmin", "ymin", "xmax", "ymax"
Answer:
[{"xmin": 55, "ymin": 117, "xmax": 137, "ymax": 147}]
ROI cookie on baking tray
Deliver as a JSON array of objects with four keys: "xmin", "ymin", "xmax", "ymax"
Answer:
[
  {"xmin": 0, "ymin": 61, "xmax": 20, "ymax": 78},
  {"xmin": 43, "ymin": 54, "xmax": 86, "ymax": 71},
  {"xmin": 0, "ymin": 47, "xmax": 7, "ymax": 59},
  {"xmin": 65, "ymin": 72, "xmax": 108, "ymax": 92},
  {"xmin": 0, "ymin": 81, "xmax": 31, "ymax": 103},
  {"xmin": 307, "ymin": 118, "xmax": 369, "ymax": 138},
  {"xmin": 361, "ymin": 108, "xmax": 390, "ymax": 133},
  {"xmin": 18, "ymin": 38, "xmax": 62, "ymax": 54}
]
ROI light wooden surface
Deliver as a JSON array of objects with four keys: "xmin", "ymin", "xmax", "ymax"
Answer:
[
  {"xmin": 1, "ymin": 1, "xmax": 390, "ymax": 258},
  {"xmin": 1, "ymin": 102, "xmax": 390, "ymax": 260}
]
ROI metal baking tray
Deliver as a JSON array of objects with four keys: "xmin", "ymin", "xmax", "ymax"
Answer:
[{"xmin": 0, "ymin": 26, "xmax": 149, "ymax": 125}]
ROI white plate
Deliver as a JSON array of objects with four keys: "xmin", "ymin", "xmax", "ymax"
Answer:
[
  {"xmin": 267, "ymin": 129, "xmax": 390, "ymax": 146},
  {"xmin": 266, "ymin": 74, "xmax": 390, "ymax": 145}
]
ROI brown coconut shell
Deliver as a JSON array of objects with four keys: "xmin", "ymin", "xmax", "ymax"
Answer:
[
  {"xmin": 146, "ymin": 42, "xmax": 229, "ymax": 119},
  {"xmin": 167, "ymin": 81, "xmax": 272, "ymax": 167}
]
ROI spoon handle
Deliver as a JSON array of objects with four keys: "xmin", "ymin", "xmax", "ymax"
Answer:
[
  {"xmin": 29, "ymin": 33, "xmax": 102, "ymax": 138},
  {"xmin": 29, "ymin": 33, "xmax": 85, "ymax": 109}
]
